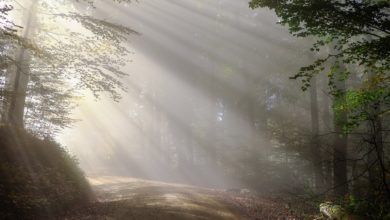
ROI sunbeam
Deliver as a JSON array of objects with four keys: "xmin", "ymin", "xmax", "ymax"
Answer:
[{"xmin": 1, "ymin": 0, "xmax": 389, "ymax": 219}]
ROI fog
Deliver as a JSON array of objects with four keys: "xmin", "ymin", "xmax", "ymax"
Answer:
[{"xmin": 58, "ymin": 0, "xmax": 318, "ymax": 192}]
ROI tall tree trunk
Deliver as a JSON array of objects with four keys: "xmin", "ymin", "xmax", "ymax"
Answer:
[
  {"xmin": 333, "ymin": 72, "xmax": 349, "ymax": 196},
  {"xmin": 351, "ymin": 159, "xmax": 360, "ymax": 196},
  {"xmin": 366, "ymin": 70, "xmax": 389, "ymax": 200},
  {"xmin": 177, "ymin": 134, "xmax": 188, "ymax": 174},
  {"xmin": 322, "ymin": 76, "xmax": 333, "ymax": 189},
  {"xmin": 7, "ymin": 1, "xmax": 37, "ymax": 128},
  {"xmin": 310, "ymin": 76, "xmax": 323, "ymax": 191}
]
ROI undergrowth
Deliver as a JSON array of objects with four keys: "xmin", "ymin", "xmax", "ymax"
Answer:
[{"xmin": 0, "ymin": 126, "xmax": 93, "ymax": 219}]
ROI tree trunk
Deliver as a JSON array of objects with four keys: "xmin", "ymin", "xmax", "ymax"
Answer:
[
  {"xmin": 332, "ymin": 74, "xmax": 348, "ymax": 196},
  {"xmin": 366, "ymin": 69, "xmax": 389, "ymax": 201},
  {"xmin": 7, "ymin": 1, "xmax": 37, "ymax": 128},
  {"xmin": 310, "ymin": 76, "xmax": 323, "ymax": 191},
  {"xmin": 322, "ymin": 76, "xmax": 333, "ymax": 189},
  {"xmin": 367, "ymin": 70, "xmax": 385, "ymax": 191}
]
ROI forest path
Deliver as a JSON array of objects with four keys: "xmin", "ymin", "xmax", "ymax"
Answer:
[{"xmin": 65, "ymin": 176, "xmax": 247, "ymax": 220}]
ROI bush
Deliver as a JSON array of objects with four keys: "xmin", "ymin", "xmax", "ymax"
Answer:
[{"xmin": 0, "ymin": 126, "xmax": 93, "ymax": 219}]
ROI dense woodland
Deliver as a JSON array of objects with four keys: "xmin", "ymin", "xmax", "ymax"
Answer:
[{"xmin": 0, "ymin": 0, "xmax": 389, "ymax": 219}]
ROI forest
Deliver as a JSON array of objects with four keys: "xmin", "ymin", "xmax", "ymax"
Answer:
[{"xmin": 0, "ymin": 0, "xmax": 389, "ymax": 219}]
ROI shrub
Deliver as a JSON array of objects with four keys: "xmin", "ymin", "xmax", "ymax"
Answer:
[{"xmin": 0, "ymin": 126, "xmax": 93, "ymax": 219}]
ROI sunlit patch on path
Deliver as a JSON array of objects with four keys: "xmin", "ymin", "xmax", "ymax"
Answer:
[
  {"xmin": 61, "ymin": 176, "xmax": 299, "ymax": 219},
  {"xmin": 62, "ymin": 176, "xmax": 247, "ymax": 220}
]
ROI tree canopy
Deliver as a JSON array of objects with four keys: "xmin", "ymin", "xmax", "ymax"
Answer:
[
  {"xmin": 249, "ymin": 0, "xmax": 390, "ymax": 132},
  {"xmin": 0, "ymin": 0, "xmax": 138, "ymax": 136}
]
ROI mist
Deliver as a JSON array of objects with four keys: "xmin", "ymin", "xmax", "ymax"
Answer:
[
  {"xmin": 2, "ymin": 0, "xmax": 389, "ymax": 219},
  {"xmin": 59, "ymin": 0, "xmax": 315, "ymax": 192}
]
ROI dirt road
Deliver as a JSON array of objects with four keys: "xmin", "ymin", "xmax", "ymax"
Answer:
[{"xmin": 64, "ymin": 176, "xmax": 247, "ymax": 220}]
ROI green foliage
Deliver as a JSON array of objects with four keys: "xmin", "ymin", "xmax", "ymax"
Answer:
[
  {"xmin": 249, "ymin": 2, "xmax": 390, "ymax": 214},
  {"xmin": 341, "ymin": 194, "xmax": 390, "ymax": 220},
  {"xmin": 249, "ymin": 0, "xmax": 390, "ymax": 74},
  {"xmin": 333, "ymin": 86, "xmax": 390, "ymax": 133},
  {"xmin": 249, "ymin": 0, "xmax": 390, "ymax": 132},
  {"xmin": 0, "ymin": 126, "xmax": 92, "ymax": 219},
  {"xmin": 0, "ymin": 0, "xmax": 139, "ymax": 136}
]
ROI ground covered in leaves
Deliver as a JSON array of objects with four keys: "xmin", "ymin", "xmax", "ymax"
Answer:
[{"xmin": 61, "ymin": 176, "xmax": 300, "ymax": 220}]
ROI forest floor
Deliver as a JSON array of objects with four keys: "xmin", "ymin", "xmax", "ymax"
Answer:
[{"xmin": 61, "ymin": 176, "xmax": 299, "ymax": 220}]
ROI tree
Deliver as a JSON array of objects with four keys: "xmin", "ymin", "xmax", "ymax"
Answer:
[
  {"xmin": 332, "ymin": 64, "xmax": 349, "ymax": 196},
  {"xmin": 2, "ymin": 0, "xmax": 138, "ymax": 135},
  {"xmin": 7, "ymin": 0, "xmax": 37, "ymax": 128},
  {"xmin": 249, "ymin": 0, "xmax": 390, "ymax": 201},
  {"xmin": 249, "ymin": 0, "xmax": 390, "ymax": 128},
  {"xmin": 310, "ymin": 75, "xmax": 324, "ymax": 191}
]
